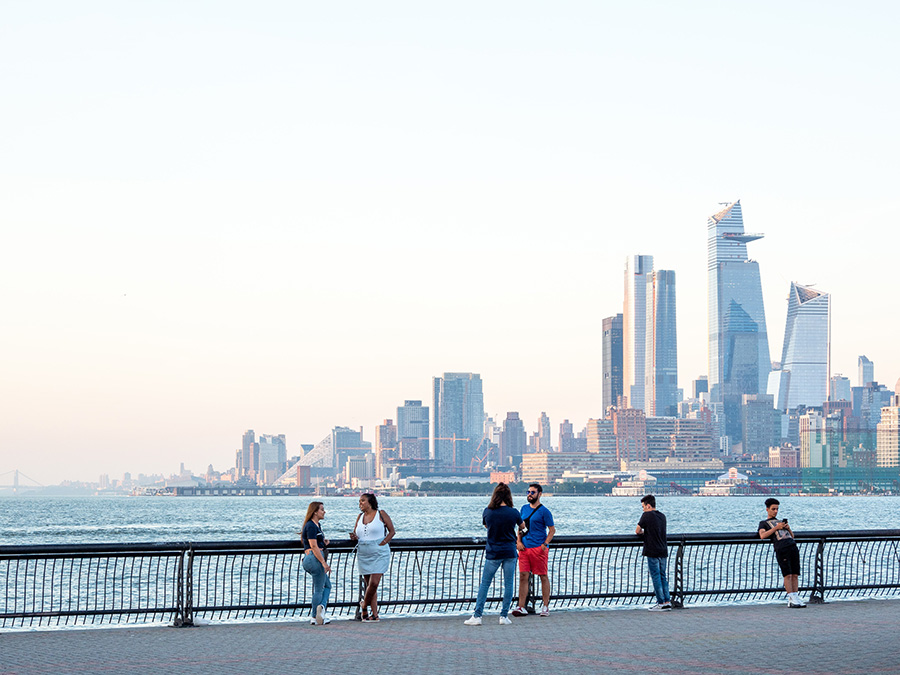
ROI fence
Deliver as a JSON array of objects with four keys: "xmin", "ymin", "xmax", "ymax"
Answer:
[{"xmin": 3, "ymin": 530, "xmax": 900, "ymax": 629}]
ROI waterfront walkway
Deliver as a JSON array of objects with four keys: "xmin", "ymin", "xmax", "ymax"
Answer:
[{"xmin": 3, "ymin": 599, "xmax": 899, "ymax": 674}]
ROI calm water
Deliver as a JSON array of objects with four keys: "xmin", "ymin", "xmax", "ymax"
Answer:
[{"xmin": 3, "ymin": 494, "xmax": 900, "ymax": 545}]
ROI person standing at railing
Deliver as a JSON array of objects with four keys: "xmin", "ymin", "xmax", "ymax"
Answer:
[
  {"xmin": 636, "ymin": 494, "xmax": 672, "ymax": 611},
  {"xmin": 465, "ymin": 482, "xmax": 524, "ymax": 626},
  {"xmin": 349, "ymin": 493, "xmax": 395, "ymax": 622},
  {"xmin": 301, "ymin": 501, "xmax": 332, "ymax": 625},
  {"xmin": 511, "ymin": 482, "xmax": 555, "ymax": 618},
  {"xmin": 758, "ymin": 498, "xmax": 806, "ymax": 609}
]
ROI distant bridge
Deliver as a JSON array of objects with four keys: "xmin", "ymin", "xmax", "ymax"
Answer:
[{"xmin": 0, "ymin": 469, "xmax": 43, "ymax": 493}]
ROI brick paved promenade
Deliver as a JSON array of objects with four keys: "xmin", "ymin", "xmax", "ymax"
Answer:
[{"xmin": 3, "ymin": 599, "xmax": 898, "ymax": 674}]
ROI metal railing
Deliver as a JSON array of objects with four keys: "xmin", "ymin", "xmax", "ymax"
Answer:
[{"xmin": 3, "ymin": 530, "xmax": 900, "ymax": 629}]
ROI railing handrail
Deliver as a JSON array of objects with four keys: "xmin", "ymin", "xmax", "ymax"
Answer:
[{"xmin": 4, "ymin": 529, "xmax": 900, "ymax": 555}]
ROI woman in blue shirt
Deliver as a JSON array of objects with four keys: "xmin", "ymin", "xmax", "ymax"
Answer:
[{"xmin": 464, "ymin": 483, "xmax": 524, "ymax": 625}]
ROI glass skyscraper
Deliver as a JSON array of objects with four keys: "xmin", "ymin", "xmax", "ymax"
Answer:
[
  {"xmin": 647, "ymin": 270, "xmax": 678, "ymax": 417},
  {"xmin": 707, "ymin": 200, "xmax": 771, "ymax": 442},
  {"xmin": 769, "ymin": 282, "xmax": 831, "ymax": 411},
  {"xmin": 624, "ymin": 255, "xmax": 653, "ymax": 411},
  {"xmin": 602, "ymin": 313, "xmax": 624, "ymax": 413},
  {"xmin": 433, "ymin": 372, "xmax": 484, "ymax": 469}
]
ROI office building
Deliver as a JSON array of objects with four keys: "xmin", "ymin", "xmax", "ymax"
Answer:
[
  {"xmin": 602, "ymin": 314, "xmax": 624, "ymax": 413},
  {"xmin": 876, "ymin": 383, "xmax": 900, "ymax": 467},
  {"xmin": 433, "ymin": 372, "xmax": 484, "ymax": 469},
  {"xmin": 397, "ymin": 400, "xmax": 429, "ymax": 460},
  {"xmin": 624, "ymin": 255, "xmax": 654, "ymax": 411},
  {"xmin": 257, "ymin": 434, "xmax": 287, "ymax": 484},
  {"xmin": 830, "ymin": 375, "xmax": 852, "ymax": 402},
  {"xmin": 538, "ymin": 412, "xmax": 552, "ymax": 451},
  {"xmin": 707, "ymin": 200, "xmax": 771, "ymax": 442},
  {"xmin": 499, "ymin": 412, "xmax": 527, "ymax": 466},
  {"xmin": 769, "ymin": 283, "xmax": 831, "ymax": 411},
  {"xmin": 859, "ymin": 356, "xmax": 875, "ymax": 387},
  {"xmin": 374, "ymin": 420, "xmax": 398, "ymax": 479},
  {"xmin": 646, "ymin": 270, "xmax": 678, "ymax": 417}
]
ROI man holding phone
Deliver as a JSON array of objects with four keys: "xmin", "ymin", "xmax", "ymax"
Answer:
[{"xmin": 758, "ymin": 498, "xmax": 806, "ymax": 608}]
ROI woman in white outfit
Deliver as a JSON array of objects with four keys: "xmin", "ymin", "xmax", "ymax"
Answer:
[{"xmin": 349, "ymin": 493, "xmax": 395, "ymax": 621}]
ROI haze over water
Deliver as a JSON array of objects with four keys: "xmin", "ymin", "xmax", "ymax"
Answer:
[{"xmin": 3, "ymin": 495, "xmax": 900, "ymax": 545}]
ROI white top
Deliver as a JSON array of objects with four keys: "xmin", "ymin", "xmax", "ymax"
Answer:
[{"xmin": 355, "ymin": 510, "xmax": 386, "ymax": 542}]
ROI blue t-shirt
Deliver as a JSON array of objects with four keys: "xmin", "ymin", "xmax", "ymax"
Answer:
[
  {"xmin": 482, "ymin": 506, "xmax": 523, "ymax": 560},
  {"xmin": 520, "ymin": 503, "xmax": 554, "ymax": 549}
]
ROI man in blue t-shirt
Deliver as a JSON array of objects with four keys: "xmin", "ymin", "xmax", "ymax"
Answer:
[{"xmin": 511, "ymin": 483, "xmax": 555, "ymax": 617}]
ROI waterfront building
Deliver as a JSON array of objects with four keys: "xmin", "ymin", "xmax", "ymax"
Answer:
[
  {"xmin": 769, "ymin": 283, "xmax": 831, "ymax": 411},
  {"xmin": 645, "ymin": 417, "xmax": 676, "ymax": 461},
  {"xmin": 397, "ymin": 400, "xmax": 429, "ymax": 460},
  {"xmin": 602, "ymin": 313, "xmax": 624, "ymax": 413},
  {"xmin": 707, "ymin": 200, "xmax": 771, "ymax": 443},
  {"xmin": 499, "ymin": 412, "xmax": 527, "ymax": 467},
  {"xmin": 670, "ymin": 419, "xmax": 717, "ymax": 461},
  {"xmin": 876, "ymin": 383, "xmax": 900, "ymax": 467},
  {"xmin": 375, "ymin": 420, "xmax": 398, "ymax": 479},
  {"xmin": 624, "ymin": 255, "xmax": 654, "ymax": 411},
  {"xmin": 538, "ymin": 412, "xmax": 552, "ymax": 451},
  {"xmin": 585, "ymin": 418, "xmax": 618, "ymax": 469},
  {"xmin": 646, "ymin": 270, "xmax": 679, "ymax": 417},
  {"xmin": 611, "ymin": 470, "xmax": 658, "ymax": 496},
  {"xmin": 238, "ymin": 429, "xmax": 256, "ymax": 479},
  {"xmin": 799, "ymin": 410, "xmax": 838, "ymax": 469},
  {"xmin": 433, "ymin": 372, "xmax": 484, "ymax": 469},
  {"xmin": 859, "ymin": 355, "xmax": 875, "ymax": 387},
  {"xmin": 520, "ymin": 451, "xmax": 610, "ymax": 484}
]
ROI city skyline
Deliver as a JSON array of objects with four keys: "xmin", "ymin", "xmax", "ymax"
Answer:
[{"xmin": 2, "ymin": 3, "xmax": 899, "ymax": 483}]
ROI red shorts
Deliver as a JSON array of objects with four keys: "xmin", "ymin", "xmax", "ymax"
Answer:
[{"xmin": 518, "ymin": 546, "xmax": 548, "ymax": 575}]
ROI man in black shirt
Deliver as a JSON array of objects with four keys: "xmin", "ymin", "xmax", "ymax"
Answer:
[
  {"xmin": 758, "ymin": 498, "xmax": 805, "ymax": 608},
  {"xmin": 636, "ymin": 494, "xmax": 671, "ymax": 611}
]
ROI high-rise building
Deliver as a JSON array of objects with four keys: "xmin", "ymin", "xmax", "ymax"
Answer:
[
  {"xmin": 559, "ymin": 419, "xmax": 576, "ymax": 453},
  {"xmin": 374, "ymin": 420, "xmax": 398, "ymax": 479},
  {"xmin": 830, "ymin": 375, "xmax": 852, "ymax": 402},
  {"xmin": 397, "ymin": 400, "xmax": 429, "ymax": 460},
  {"xmin": 499, "ymin": 412, "xmax": 527, "ymax": 466},
  {"xmin": 769, "ymin": 283, "xmax": 831, "ymax": 411},
  {"xmin": 238, "ymin": 429, "xmax": 256, "ymax": 478},
  {"xmin": 707, "ymin": 200, "xmax": 771, "ymax": 442},
  {"xmin": 624, "ymin": 255, "xmax": 654, "ymax": 411},
  {"xmin": 602, "ymin": 314, "xmax": 624, "ymax": 413},
  {"xmin": 740, "ymin": 395, "xmax": 777, "ymax": 457},
  {"xmin": 433, "ymin": 372, "xmax": 484, "ymax": 469},
  {"xmin": 612, "ymin": 407, "xmax": 648, "ymax": 464},
  {"xmin": 646, "ymin": 270, "xmax": 678, "ymax": 417},
  {"xmin": 876, "ymin": 383, "xmax": 900, "ymax": 468},
  {"xmin": 257, "ymin": 434, "xmax": 287, "ymax": 484},
  {"xmin": 538, "ymin": 412, "xmax": 552, "ymax": 451},
  {"xmin": 859, "ymin": 355, "xmax": 875, "ymax": 387}
]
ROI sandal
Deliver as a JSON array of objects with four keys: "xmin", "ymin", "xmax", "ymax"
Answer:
[{"xmin": 359, "ymin": 600, "xmax": 369, "ymax": 621}]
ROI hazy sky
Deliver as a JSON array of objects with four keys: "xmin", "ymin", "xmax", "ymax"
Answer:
[{"xmin": 2, "ymin": 2, "xmax": 898, "ymax": 484}]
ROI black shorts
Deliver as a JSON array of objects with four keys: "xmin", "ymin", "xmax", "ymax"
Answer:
[{"xmin": 775, "ymin": 544, "xmax": 801, "ymax": 577}]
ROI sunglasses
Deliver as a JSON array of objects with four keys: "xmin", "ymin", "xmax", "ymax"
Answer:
[{"xmin": 526, "ymin": 490, "xmax": 538, "ymax": 495}]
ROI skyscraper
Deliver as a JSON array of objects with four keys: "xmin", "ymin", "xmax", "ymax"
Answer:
[
  {"xmin": 624, "ymin": 255, "xmax": 654, "ymax": 411},
  {"xmin": 769, "ymin": 282, "xmax": 831, "ymax": 411},
  {"xmin": 433, "ymin": 372, "xmax": 484, "ymax": 469},
  {"xmin": 374, "ymin": 420, "xmax": 398, "ymax": 479},
  {"xmin": 538, "ymin": 412, "xmax": 551, "ymax": 451},
  {"xmin": 397, "ymin": 400, "xmax": 429, "ymax": 460},
  {"xmin": 858, "ymin": 355, "xmax": 875, "ymax": 387},
  {"xmin": 500, "ymin": 412, "xmax": 526, "ymax": 466},
  {"xmin": 602, "ymin": 314, "xmax": 624, "ymax": 413},
  {"xmin": 707, "ymin": 200, "xmax": 771, "ymax": 442},
  {"xmin": 646, "ymin": 269, "xmax": 678, "ymax": 417}
]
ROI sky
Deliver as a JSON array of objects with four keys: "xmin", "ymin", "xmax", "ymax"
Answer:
[{"xmin": 2, "ymin": 1, "xmax": 898, "ymax": 485}]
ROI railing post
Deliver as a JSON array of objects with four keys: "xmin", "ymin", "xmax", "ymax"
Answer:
[
  {"xmin": 671, "ymin": 537, "xmax": 685, "ymax": 609},
  {"xmin": 175, "ymin": 544, "xmax": 195, "ymax": 627},
  {"xmin": 809, "ymin": 538, "xmax": 826, "ymax": 604},
  {"xmin": 525, "ymin": 572, "xmax": 536, "ymax": 614}
]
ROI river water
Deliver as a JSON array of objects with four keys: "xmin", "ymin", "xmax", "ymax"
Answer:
[{"xmin": 3, "ymin": 494, "xmax": 900, "ymax": 545}]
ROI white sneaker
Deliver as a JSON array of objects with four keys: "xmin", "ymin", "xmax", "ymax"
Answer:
[
  {"xmin": 648, "ymin": 603, "xmax": 667, "ymax": 612},
  {"xmin": 315, "ymin": 604, "xmax": 325, "ymax": 625},
  {"xmin": 322, "ymin": 615, "xmax": 332, "ymax": 625},
  {"xmin": 510, "ymin": 606, "xmax": 528, "ymax": 617},
  {"xmin": 499, "ymin": 616, "xmax": 512, "ymax": 625},
  {"xmin": 464, "ymin": 616, "xmax": 482, "ymax": 626},
  {"xmin": 539, "ymin": 605, "xmax": 550, "ymax": 617}
]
